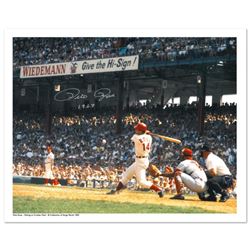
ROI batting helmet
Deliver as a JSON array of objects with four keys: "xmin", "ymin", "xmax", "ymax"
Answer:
[
  {"xmin": 134, "ymin": 122, "xmax": 147, "ymax": 132},
  {"xmin": 181, "ymin": 148, "xmax": 193, "ymax": 157}
]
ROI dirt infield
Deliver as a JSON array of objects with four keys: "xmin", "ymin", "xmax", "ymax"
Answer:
[{"xmin": 13, "ymin": 184, "xmax": 237, "ymax": 213}]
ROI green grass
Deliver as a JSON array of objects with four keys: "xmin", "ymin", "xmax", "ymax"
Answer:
[{"xmin": 13, "ymin": 197, "xmax": 220, "ymax": 214}]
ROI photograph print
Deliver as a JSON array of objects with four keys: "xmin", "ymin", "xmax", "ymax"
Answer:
[{"xmin": 11, "ymin": 35, "xmax": 242, "ymax": 221}]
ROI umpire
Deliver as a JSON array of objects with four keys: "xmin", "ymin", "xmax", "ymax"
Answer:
[{"xmin": 200, "ymin": 145, "xmax": 233, "ymax": 202}]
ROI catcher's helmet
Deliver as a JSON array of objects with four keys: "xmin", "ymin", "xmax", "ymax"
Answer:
[
  {"xmin": 134, "ymin": 122, "xmax": 147, "ymax": 132},
  {"xmin": 181, "ymin": 148, "xmax": 193, "ymax": 157}
]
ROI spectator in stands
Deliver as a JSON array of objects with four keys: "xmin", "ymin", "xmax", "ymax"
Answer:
[{"xmin": 13, "ymin": 37, "xmax": 236, "ymax": 70}]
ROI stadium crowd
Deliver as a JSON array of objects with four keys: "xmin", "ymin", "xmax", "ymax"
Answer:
[
  {"xmin": 13, "ymin": 103, "xmax": 237, "ymax": 190},
  {"xmin": 12, "ymin": 37, "xmax": 237, "ymax": 194},
  {"xmin": 13, "ymin": 37, "xmax": 236, "ymax": 69}
]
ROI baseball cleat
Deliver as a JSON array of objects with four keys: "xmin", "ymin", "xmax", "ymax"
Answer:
[
  {"xmin": 107, "ymin": 190, "xmax": 118, "ymax": 195},
  {"xmin": 158, "ymin": 190, "xmax": 164, "ymax": 198},
  {"xmin": 204, "ymin": 195, "xmax": 217, "ymax": 202},
  {"xmin": 197, "ymin": 192, "xmax": 206, "ymax": 201},
  {"xmin": 170, "ymin": 194, "xmax": 185, "ymax": 200},
  {"xmin": 219, "ymin": 193, "xmax": 230, "ymax": 202}
]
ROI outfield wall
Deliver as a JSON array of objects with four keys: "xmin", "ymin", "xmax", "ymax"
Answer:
[
  {"xmin": 13, "ymin": 176, "xmax": 67, "ymax": 186},
  {"xmin": 12, "ymin": 176, "xmax": 112, "ymax": 188}
]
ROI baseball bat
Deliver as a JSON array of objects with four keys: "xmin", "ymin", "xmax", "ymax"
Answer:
[{"xmin": 149, "ymin": 132, "xmax": 182, "ymax": 144}]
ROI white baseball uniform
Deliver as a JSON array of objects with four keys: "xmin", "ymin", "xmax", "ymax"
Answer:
[
  {"xmin": 44, "ymin": 152, "xmax": 54, "ymax": 179},
  {"xmin": 205, "ymin": 153, "xmax": 231, "ymax": 176},
  {"xmin": 178, "ymin": 159, "xmax": 208, "ymax": 193},
  {"xmin": 121, "ymin": 133, "xmax": 153, "ymax": 188}
]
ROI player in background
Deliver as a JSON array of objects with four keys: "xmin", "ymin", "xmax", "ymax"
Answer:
[
  {"xmin": 200, "ymin": 145, "xmax": 233, "ymax": 202},
  {"xmin": 44, "ymin": 145, "xmax": 55, "ymax": 186},
  {"xmin": 107, "ymin": 122, "xmax": 164, "ymax": 197},
  {"xmin": 159, "ymin": 148, "xmax": 208, "ymax": 200}
]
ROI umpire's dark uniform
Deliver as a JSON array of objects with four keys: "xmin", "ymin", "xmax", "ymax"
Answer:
[{"xmin": 200, "ymin": 146, "xmax": 233, "ymax": 202}]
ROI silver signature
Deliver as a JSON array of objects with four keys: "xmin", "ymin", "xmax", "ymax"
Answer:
[
  {"xmin": 94, "ymin": 88, "xmax": 115, "ymax": 101},
  {"xmin": 54, "ymin": 88, "xmax": 115, "ymax": 102}
]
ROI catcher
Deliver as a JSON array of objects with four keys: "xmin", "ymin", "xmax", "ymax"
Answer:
[{"xmin": 149, "ymin": 148, "xmax": 208, "ymax": 200}]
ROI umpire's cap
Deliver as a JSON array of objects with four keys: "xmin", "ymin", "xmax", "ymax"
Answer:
[
  {"xmin": 200, "ymin": 145, "xmax": 211, "ymax": 157},
  {"xmin": 201, "ymin": 145, "xmax": 211, "ymax": 152}
]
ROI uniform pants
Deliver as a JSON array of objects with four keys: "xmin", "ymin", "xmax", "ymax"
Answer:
[
  {"xmin": 44, "ymin": 170, "xmax": 54, "ymax": 179},
  {"xmin": 121, "ymin": 159, "xmax": 152, "ymax": 189},
  {"xmin": 207, "ymin": 175, "xmax": 233, "ymax": 195},
  {"xmin": 180, "ymin": 173, "xmax": 208, "ymax": 193}
]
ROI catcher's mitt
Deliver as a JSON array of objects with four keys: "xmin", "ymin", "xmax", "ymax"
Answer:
[{"xmin": 148, "ymin": 164, "xmax": 162, "ymax": 177}]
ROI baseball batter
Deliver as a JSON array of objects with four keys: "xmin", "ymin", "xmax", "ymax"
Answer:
[
  {"xmin": 107, "ymin": 122, "xmax": 164, "ymax": 197},
  {"xmin": 160, "ymin": 148, "xmax": 208, "ymax": 200},
  {"xmin": 44, "ymin": 146, "xmax": 55, "ymax": 185}
]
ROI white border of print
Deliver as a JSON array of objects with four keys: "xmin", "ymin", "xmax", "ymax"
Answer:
[{"xmin": 4, "ymin": 28, "xmax": 247, "ymax": 222}]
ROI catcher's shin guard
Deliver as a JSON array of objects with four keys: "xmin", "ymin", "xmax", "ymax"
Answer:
[{"xmin": 174, "ymin": 175, "xmax": 184, "ymax": 194}]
